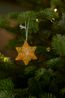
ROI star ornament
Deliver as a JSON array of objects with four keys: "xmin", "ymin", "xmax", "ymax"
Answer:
[{"xmin": 15, "ymin": 41, "xmax": 37, "ymax": 65}]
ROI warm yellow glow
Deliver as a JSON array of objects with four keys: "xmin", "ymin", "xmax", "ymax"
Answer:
[
  {"xmin": 0, "ymin": 53, "xmax": 10, "ymax": 62},
  {"xmin": 54, "ymin": 8, "xmax": 57, "ymax": 12},
  {"xmin": 3, "ymin": 57, "xmax": 9, "ymax": 62},
  {"xmin": 36, "ymin": 19, "xmax": 39, "ymax": 22}
]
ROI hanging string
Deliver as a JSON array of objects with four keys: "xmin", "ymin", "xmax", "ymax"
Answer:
[
  {"xmin": 20, "ymin": 17, "xmax": 54, "ymax": 41},
  {"xmin": 19, "ymin": 20, "xmax": 29, "ymax": 41},
  {"xmin": 25, "ymin": 20, "xmax": 29, "ymax": 41}
]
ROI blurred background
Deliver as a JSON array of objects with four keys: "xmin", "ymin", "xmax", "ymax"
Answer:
[
  {"xmin": 0, "ymin": 0, "xmax": 65, "ymax": 98},
  {"xmin": 0, "ymin": 0, "xmax": 50, "ymax": 14}
]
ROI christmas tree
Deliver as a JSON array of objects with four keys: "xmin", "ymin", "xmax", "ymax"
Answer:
[{"xmin": 0, "ymin": 0, "xmax": 65, "ymax": 98}]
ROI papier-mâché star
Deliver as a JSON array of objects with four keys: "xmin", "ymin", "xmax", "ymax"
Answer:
[{"xmin": 15, "ymin": 41, "xmax": 37, "ymax": 65}]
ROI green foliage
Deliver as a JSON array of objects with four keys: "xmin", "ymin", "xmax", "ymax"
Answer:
[
  {"xmin": 0, "ymin": 0, "xmax": 65, "ymax": 98},
  {"xmin": 24, "ymin": 65, "xmax": 36, "ymax": 75},
  {"xmin": 60, "ymin": 88, "xmax": 65, "ymax": 95},
  {"xmin": 0, "ymin": 79, "xmax": 14, "ymax": 98},
  {"xmin": 58, "ymin": 13, "xmax": 65, "ymax": 31},
  {"xmin": 28, "ymin": 78, "xmax": 41, "ymax": 96},
  {"xmin": 7, "ymin": 12, "xmax": 19, "ymax": 19},
  {"xmin": 40, "ymin": 8, "xmax": 59, "ymax": 20},
  {"xmin": 35, "ymin": 68, "xmax": 46, "ymax": 80},
  {"xmin": 0, "ymin": 17, "xmax": 9, "ymax": 28},
  {"xmin": 0, "ymin": 79, "xmax": 14, "ymax": 91},
  {"xmin": 18, "ymin": 11, "xmax": 39, "ymax": 32},
  {"xmin": 0, "ymin": 90, "xmax": 14, "ymax": 98},
  {"xmin": 29, "ymin": 96, "xmax": 36, "ymax": 98},
  {"xmin": 18, "ymin": 11, "xmax": 37, "ymax": 23},
  {"xmin": 40, "ymin": 93, "xmax": 56, "ymax": 98},
  {"xmin": 14, "ymin": 88, "xmax": 29, "ymax": 98},
  {"xmin": 47, "ymin": 57, "xmax": 64, "ymax": 68},
  {"xmin": 52, "ymin": 34, "xmax": 65, "ymax": 56}
]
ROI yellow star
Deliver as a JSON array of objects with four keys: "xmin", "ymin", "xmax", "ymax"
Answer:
[{"xmin": 15, "ymin": 41, "xmax": 37, "ymax": 65}]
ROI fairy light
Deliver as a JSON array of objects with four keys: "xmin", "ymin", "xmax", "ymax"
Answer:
[
  {"xmin": 36, "ymin": 18, "xmax": 39, "ymax": 22},
  {"xmin": 46, "ymin": 47, "xmax": 51, "ymax": 52},
  {"xmin": 54, "ymin": 8, "xmax": 57, "ymax": 12},
  {"xmin": 51, "ymin": 18, "xmax": 55, "ymax": 22}
]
